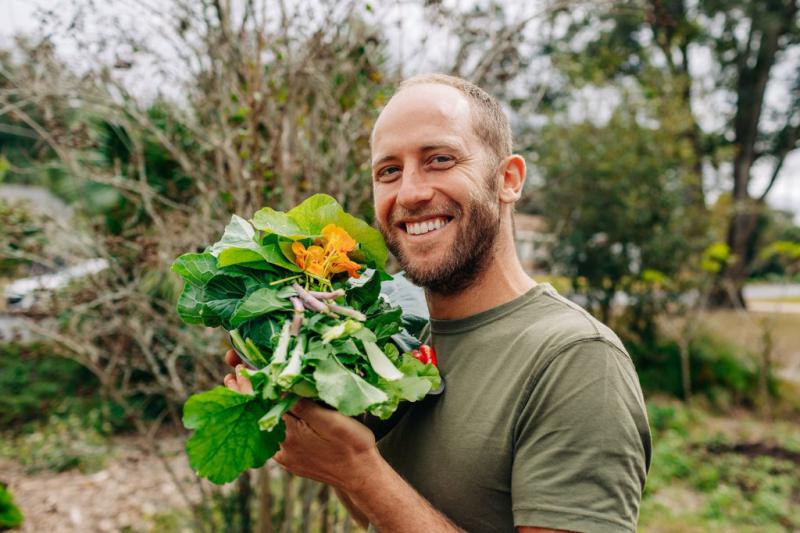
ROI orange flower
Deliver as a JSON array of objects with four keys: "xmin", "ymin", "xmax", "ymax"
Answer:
[
  {"xmin": 291, "ymin": 225, "xmax": 362, "ymax": 279},
  {"xmin": 292, "ymin": 242, "xmax": 327, "ymax": 278},
  {"xmin": 321, "ymin": 224, "xmax": 356, "ymax": 254}
]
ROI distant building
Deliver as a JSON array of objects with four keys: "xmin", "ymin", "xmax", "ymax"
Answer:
[{"xmin": 513, "ymin": 213, "xmax": 552, "ymax": 275}]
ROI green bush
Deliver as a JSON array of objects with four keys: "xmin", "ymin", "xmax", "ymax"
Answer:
[
  {"xmin": 0, "ymin": 411, "xmax": 110, "ymax": 474},
  {"xmin": 0, "ymin": 343, "xmax": 94, "ymax": 425},
  {"xmin": 627, "ymin": 331, "xmax": 772, "ymax": 406},
  {"xmin": 0, "ymin": 342, "xmax": 128, "ymax": 432}
]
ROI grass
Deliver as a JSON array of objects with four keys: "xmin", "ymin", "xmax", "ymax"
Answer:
[
  {"xmin": 640, "ymin": 397, "xmax": 800, "ymax": 532},
  {"xmin": 749, "ymin": 296, "xmax": 800, "ymax": 304}
]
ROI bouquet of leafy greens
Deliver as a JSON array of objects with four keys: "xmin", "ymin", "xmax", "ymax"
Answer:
[{"xmin": 172, "ymin": 194, "xmax": 440, "ymax": 484}]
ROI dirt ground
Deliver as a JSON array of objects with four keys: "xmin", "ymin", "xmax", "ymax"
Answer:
[{"xmin": 1, "ymin": 435, "xmax": 203, "ymax": 532}]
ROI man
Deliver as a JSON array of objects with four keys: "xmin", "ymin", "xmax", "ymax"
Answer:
[{"xmin": 225, "ymin": 73, "xmax": 652, "ymax": 532}]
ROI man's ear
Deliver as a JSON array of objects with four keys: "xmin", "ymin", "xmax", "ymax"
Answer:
[{"xmin": 498, "ymin": 155, "xmax": 526, "ymax": 204}]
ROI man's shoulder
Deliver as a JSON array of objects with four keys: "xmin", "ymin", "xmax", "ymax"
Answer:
[{"xmin": 515, "ymin": 284, "xmax": 629, "ymax": 360}]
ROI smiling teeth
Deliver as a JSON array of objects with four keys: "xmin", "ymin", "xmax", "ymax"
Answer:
[{"xmin": 406, "ymin": 217, "xmax": 448, "ymax": 236}]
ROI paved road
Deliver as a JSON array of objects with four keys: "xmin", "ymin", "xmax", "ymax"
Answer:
[{"xmin": 744, "ymin": 283, "xmax": 800, "ymax": 300}]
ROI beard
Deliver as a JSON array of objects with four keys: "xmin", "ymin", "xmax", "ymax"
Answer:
[{"xmin": 378, "ymin": 180, "xmax": 501, "ymax": 296}]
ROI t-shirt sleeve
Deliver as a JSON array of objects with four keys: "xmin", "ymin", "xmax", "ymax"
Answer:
[{"xmin": 511, "ymin": 339, "xmax": 651, "ymax": 532}]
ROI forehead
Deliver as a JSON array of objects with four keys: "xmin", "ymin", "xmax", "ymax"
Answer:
[{"xmin": 371, "ymin": 84, "xmax": 478, "ymax": 162}]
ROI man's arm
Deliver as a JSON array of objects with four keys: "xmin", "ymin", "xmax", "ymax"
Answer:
[
  {"xmin": 338, "ymin": 447, "xmax": 465, "ymax": 532},
  {"xmin": 275, "ymin": 400, "xmax": 465, "ymax": 532},
  {"xmin": 333, "ymin": 487, "xmax": 368, "ymax": 529}
]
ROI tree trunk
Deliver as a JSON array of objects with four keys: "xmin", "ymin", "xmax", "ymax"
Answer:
[
  {"xmin": 257, "ymin": 466, "xmax": 273, "ymax": 533},
  {"xmin": 712, "ymin": 4, "xmax": 786, "ymax": 308}
]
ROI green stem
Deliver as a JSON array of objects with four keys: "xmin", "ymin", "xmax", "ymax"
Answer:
[{"xmin": 269, "ymin": 274, "xmax": 303, "ymax": 286}]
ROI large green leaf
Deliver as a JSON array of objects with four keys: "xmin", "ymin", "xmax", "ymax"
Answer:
[
  {"xmin": 209, "ymin": 215, "xmax": 257, "ymax": 254},
  {"xmin": 251, "ymin": 207, "xmax": 308, "ymax": 239},
  {"xmin": 171, "ymin": 252, "xmax": 218, "ymax": 286},
  {"xmin": 314, "ymin": 358, "xmax": 388, "ymax": 416},
  {"xmin": 177, "ymin": 284, "xmax": 220, "ymax": 327},
  {"xmin": 183, "ymin": 387, "xmax": 284, "ymax": 484},
  {"xmin": 218, "ymin": 248, "xmax": 264, "ymax": 267},
  {"xmin": 286, "ymin": 194, "xmax": 342, "ymax": 234},
  {"xmin": 230, "ymin": 287, "xmax": 292, "ymax": 327},
  {"xmin": 211, "ymin": 215, "xmax": 301, "ymax": 272}
]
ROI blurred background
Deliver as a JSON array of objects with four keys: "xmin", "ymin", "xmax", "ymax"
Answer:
[{"xmin": 1, "ymin": 0, "xmax": 799, "ymax": 531}]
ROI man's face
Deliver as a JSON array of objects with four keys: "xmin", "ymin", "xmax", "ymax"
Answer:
[{"xmin": 370, "ymin": 84, "xmax": 501, "ymax": 295}]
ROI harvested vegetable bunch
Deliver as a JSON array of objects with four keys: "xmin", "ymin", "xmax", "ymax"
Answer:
[{"xmin": 172, "ymin": 194, "xmax": 440, "ymax": 484}]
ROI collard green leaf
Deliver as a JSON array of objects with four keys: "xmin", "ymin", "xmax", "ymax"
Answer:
[
  {"xmin": 183, "ymin": 387, "xmax": 284, "ymax": 484},
  {"xmin": 231, "ymin": 287, "xmax": 292, "ymax": 327},
  {"xmin": 171, "ymin": 252, "xmax": 218, "ymax": 286},
  {"xmin": 314, "ymin": 358, "xmax": 388, "ymax": 416},
  {"xmin": 177, "ymin": 284, "xmax": 221, "ymax": 326},
  {"xmin": 251, "ymin": 207, "xmax": 308, "ymax": 239}
]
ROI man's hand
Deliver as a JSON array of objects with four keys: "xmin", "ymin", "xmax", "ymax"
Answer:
[
  {"xmin": 275, "ymin": 399, "xmax": 378, "ymax": 490},
  {"xmin": 221, "ymin": 348, "xmax": 467, "ymax": 531},
  {"xmin": 222, "ymin": 349, "xmax": 379, "ymax": 491}
]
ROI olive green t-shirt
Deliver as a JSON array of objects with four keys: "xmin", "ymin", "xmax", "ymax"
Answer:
[{"xmin": 372, "ymin": 283, "xmax": 651, "ymax": 532}]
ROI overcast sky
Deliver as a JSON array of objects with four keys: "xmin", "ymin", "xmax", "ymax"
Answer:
[{"xmin": 3, "ymin": 0, "xmax": 798, "ymax": 223}]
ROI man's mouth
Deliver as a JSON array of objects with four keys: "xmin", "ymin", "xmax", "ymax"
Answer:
[{"xmin": 403, "ymin": 216, "xmax": 452, "ymax": 236}]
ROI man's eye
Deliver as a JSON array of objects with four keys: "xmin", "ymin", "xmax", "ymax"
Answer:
[
  {"xmin": 377, "ymin": 166, "xmax": 400, "ymax": 181},
  {"xmin": 429, "ymin": 155, "xmax": 455, "ymax": 168}
]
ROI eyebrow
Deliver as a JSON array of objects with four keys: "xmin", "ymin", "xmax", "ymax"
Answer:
[{"xmin": 371, "ymin": 143, "xmax": 466, "ymax": 169}]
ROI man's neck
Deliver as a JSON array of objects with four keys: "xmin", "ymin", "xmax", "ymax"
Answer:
[{"xmin": 425, "ymin": 229, "xmax": 536, "ymax": 320}]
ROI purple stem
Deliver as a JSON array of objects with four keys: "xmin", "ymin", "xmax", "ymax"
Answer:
[
  {"xmin": 289, "ymin": 296, "xmax": 305, "ymax": 313},
  {"xmin": 289, "ymin": 296, "xmax": 304, "ymax": 336},
  {"xmin": 308, "ymin": 289, "xmax": 345, "ymax": 300},
  {"xmin": 291, "ymin": 312, "xmax": 303, "ymax": 336},
  {"xmin": 328, "ymin": 303, "xmax": 367, "ymax": 322},
  {"xmin": 292, "ymin": 283, "xmax": 330, "ymax": 313}
]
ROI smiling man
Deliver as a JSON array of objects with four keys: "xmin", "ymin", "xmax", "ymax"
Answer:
[{"xmin": 225, "ymin": 73, "xmax": 652, "ymax": 532}]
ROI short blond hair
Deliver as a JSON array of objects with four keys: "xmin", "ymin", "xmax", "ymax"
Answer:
[{"xmin": 393, "ymin": 73, "xmax": 513, "ymax": 168}]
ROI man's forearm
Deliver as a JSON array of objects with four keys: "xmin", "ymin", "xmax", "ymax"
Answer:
[
  {"xmin": 344, "ymin": 448, "xmax": 464, "ymax": 532},
  {"xmin": 334, "ymin": 486, "xmax": 369, "ymax": 528}
]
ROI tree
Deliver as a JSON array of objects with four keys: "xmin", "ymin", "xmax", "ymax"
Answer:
[
  {"xmin": 544, "ymin": 0, "xmax": 800, "ymax": 307},
  {"xmin": 534, "ymin": 105, "xmax": 699, "ymax": 340}
]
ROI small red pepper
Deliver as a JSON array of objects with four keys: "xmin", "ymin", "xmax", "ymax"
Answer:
[{"xmin": 412, "ymin": 344, "xmax": 438, "ymax": 366}]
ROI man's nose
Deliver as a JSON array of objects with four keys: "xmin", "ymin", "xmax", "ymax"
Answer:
[{"xmin": 396, "ymin": 164, "xmax": 434, "ymax": 209}]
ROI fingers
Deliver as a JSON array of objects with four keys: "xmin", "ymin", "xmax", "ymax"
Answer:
[
  {"xmin": 223, "ymin": 364, "xmax": 253, "ymax": 394},
  {"xmin": 235, "ymin": 365, "xmax": 253, "ymax": 394},
  {"xmin": 289, "ymin": 399, "xmax": 343, "ymax": 430},
  {"xmin": 224, "ymin": 373, "xmax": 238, "ymax": 391},
  {"xmin": 225, "ymin": 349, "xmax": 242, "ymax": 367}
]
